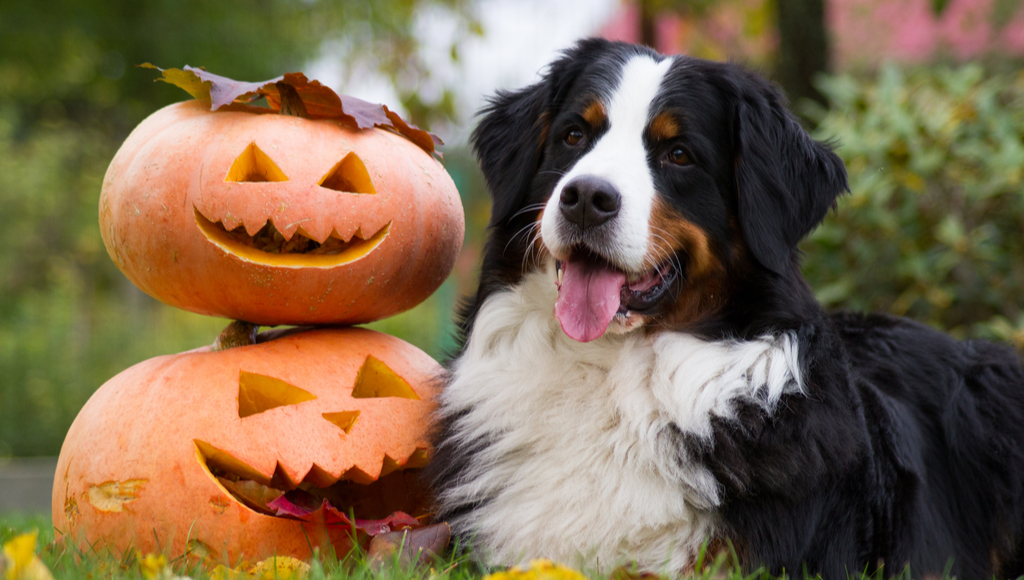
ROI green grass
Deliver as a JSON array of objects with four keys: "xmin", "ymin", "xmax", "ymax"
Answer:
[
  {"xmin": 0, "ymin": 511, "xmax": 489, "ymax": 580},
  {"xmin": 0, "ymin": 512, "xmax": 928, "ymax": 580}
]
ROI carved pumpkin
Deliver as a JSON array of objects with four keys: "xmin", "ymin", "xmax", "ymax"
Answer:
[
  {"xmin": 51, "ymin": 328, "xmax": 439, "ymax": 563},
  {"xmin": 99, "ymin": 99, "xmax": 464, "ymax": 326}
]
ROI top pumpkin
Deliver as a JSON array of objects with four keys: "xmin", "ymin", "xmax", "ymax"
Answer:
[{"xmin": 99, "ymin": 70, "xmax": 463, "ymax": 326}]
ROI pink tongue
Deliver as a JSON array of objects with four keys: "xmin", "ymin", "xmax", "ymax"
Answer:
[{"xmin": 555, "ymin": 260, "xmax": 626, "ymax": 343}]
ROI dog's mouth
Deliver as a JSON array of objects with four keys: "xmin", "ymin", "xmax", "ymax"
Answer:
[{"xmin": 554, "ymin": 247, "xmax": 680, "ymax": 343}]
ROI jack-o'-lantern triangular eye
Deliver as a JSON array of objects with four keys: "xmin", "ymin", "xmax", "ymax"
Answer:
[
  {"xmin": 351, "ymin": 356, "xmax": 419, "ymax": 399},
  {"xmin": 225, "ymin": 142, "xmax": 288, "ymax": 183},
  {"xmin": 237, "ymin": 370, "xmax": 316, "ymax": 418},
  {"xmin": 319, "ymin": 152, "xmax": 376, "ymax": 194}
]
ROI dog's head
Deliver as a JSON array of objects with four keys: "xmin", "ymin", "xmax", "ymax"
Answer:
[{"xmin": 471, "ymin": 38, "xmax": 847, "ymax": 342}]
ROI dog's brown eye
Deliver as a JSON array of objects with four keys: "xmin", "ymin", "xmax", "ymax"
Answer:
[
  {"xmin": 565, "ymin": 129, "xmax": 584, "ymax": 146},
  {"xmin": 668, "ymin": 147, "xmax": 691, "ymax": 165}
]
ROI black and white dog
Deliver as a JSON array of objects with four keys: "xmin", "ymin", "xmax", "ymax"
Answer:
[{"xmin": 426, "ymin": 39, "xmax": 1024, "ymax": 579}]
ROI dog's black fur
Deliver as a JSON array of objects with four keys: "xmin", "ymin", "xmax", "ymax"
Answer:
[{"xmin": 428, "ymin": 39, "xmax": 1024, "ymax": 579}]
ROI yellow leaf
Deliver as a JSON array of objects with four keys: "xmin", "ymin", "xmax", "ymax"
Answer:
[
  {"xmin": 483, "ymin": 559, "xmax": 588, "ymax": 580},
  {"xmin": 209, "ymin": 564, "xmax": 248, "ymax": 580},
  {"xmin": 2, "ymin": 531, "xmax": 54, "ymax": 580},
  {"xmin": 139, "ymin": 553, "xmax": 169, "ymax": 580},
  {"xmin": 248, "ymin": 557, "xmax": 309, "ymax": 580}
]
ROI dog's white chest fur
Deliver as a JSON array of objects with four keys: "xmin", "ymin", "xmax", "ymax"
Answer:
[{"xmin": 439, "ymin": 266, "xmax": 803, "ymax": 571}]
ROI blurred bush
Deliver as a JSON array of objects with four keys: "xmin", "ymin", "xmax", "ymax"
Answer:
[{"xmin": 802, "ymin": 63, "xmax": 1024, "ymax": 349}]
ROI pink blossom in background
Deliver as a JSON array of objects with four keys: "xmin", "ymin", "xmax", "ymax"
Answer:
[
  {"xmin": 831, "ymin": 0, "xmax": 1024, "ymax": 66},
  {"xmin": 601, "ymin": 1, "xmax": 640, "ymax": 44},
  {"xmin": 600, "ymin": 0, "xmax": 777, "ymax": 65},
  {"xmin": 600, "ymin": 2, "xmax": 683, "ymax": 55},
  {"xmin": 604, "ymin": 0, "xmax": 1024, "ymax": 69}
]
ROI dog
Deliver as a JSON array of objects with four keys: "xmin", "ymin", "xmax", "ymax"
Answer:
[{"xmin": 425, "ymin": 38, "xmax": 1024, "ymax": 579}]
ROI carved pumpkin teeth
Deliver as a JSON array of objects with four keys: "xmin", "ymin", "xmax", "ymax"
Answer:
[
  {"xmin": 194, "ymin": 208, "xmax": 391, "ymax": 268},
  {"xmin": 194, "ymin": 440, "xmax": 429, "ymax": 519}
]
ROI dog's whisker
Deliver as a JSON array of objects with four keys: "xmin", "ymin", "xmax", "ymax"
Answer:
[{"xmin": 510, "ymin": 203, "xmax": 548, "ymax": 220}]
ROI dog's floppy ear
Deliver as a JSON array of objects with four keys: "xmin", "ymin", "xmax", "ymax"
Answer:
[
  {"xmin": 471, "ymin": 38, "xmax": 608, "ymax": 228},
  {"xmin": 734, "ymin": 75, "xmax": 848, "ymax": 274},
  {"xmin": 471, "ymin": 82, "xmax": 551, "ymax": 228}
]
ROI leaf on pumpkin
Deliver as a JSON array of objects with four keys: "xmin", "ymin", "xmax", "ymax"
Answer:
[
  {"xmin": 366, "ymin": 523, "xmax": 451, "ymax": 568},
  {"xmin": 141, "ymin": 65, "xmax": 442, "ymax": 156},
  {"xmin": 187, "ymin": 66, "xmax": 281, "ymax": 110},
  {"xmin": 140, "ymin": 63, "xmax": 211, "ymax": 102}
]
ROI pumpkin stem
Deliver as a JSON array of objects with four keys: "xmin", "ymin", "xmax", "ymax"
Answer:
[
  {"xmin": 276, "ymin": 81, "xmax": 309, "ymax": 118},
  {"xmin": 212, "ymin": 320, "xmax": 260, "ymax": 351}
]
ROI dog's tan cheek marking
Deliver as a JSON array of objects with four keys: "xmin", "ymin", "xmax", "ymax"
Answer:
[
  {"xmin": 646, "ymin": 197, "xmax": 729, "ymax": 329},
  {"xmin": 647, "ymin": 197, "xmax": 717, "ymax": 278}
]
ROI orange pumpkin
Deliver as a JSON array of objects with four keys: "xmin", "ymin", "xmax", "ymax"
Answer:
[
  {"xmin": 99, "ymin": 99, "xmax": 464, "ymax": 326},
  {"xmin": 52, "ymin": 327, "xmax": 439, "ymax": 564}
]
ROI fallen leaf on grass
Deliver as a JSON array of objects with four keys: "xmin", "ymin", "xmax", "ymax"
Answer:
[
  {"xmin": 1, "ymin": 531, "xmax": 55, "ymax": 580},
  {"xmin": 483, "ymin": 559, "xmax": 588, "ymax": 580},
  {"xmin": 139, "ymin": 553, "xmax": 169, "ymax": 580},
  {"xmin": 138, "ymin": 552, "xmax": 192, "ymax": 580},
  {"xmin": 608, "ymin": 566, "xmax": 664, "ymax": 580},
  {"xmin": 366, "ymin": 523, "xmax": 451, "ymax": 569},
  {"xmin": 209, "ymin": 556, "xmax": 309, "ymax": 580},
  {"xmin": 248, "ymin": 556, "xmax": 309, "ymax": 580}
]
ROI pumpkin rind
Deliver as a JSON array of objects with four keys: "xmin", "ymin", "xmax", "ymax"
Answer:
[
  {"xmin": 52, "ymin": 327, "xmax": 440, "ymax": 563},
  {"xmin": 99, "ymin": 100, "xmax": 464, "ymax": 326}
]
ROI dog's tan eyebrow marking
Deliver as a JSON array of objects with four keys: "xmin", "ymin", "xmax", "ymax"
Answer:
[
  {"xmin": 581, "ymin": 99, "xmax": 607, "ymax": 129},
  {"xmin": 649, "ymin": 112, "xmax": 681, "ymax": 142}
]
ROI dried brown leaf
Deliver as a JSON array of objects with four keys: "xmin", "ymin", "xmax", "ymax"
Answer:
[
  {"xmin": 366, "ymin": 523, "xmax": 451, "ymax": 569},
  {"xmin": 186, "ymin": 66, "xmax": 279, "ymax": 109},
  {"xmin": 142, "ymin": 65, "xmax": 442, "ymax": 156}
]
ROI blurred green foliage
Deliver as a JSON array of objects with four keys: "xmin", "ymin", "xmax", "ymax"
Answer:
[
  {"xmin": 0, "ymin": 1, "xmax": 473, "ymax": 457},
  {"xmin": 802, "ymin": 63, "xmax": 1024, "ymax": 349},
  {"xmin": 3, "ymin": 0, "xmax": 1023, "ymax": 460}
]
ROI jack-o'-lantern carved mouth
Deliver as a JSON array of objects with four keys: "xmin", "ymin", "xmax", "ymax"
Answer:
[
  {"xmin": 194, "ymin": 441, "xmax": 428, "ymax": 523},
  {"xmin": 192, "ymin": 357, "xmax": 430, "ymax": 527},
  {"xmin": 192, "ymin": 143, "xmax": 392, "ymax": 268},
  {"xmin": 194, "ymin": 210, "xmax": 391, "ymax": 268}
]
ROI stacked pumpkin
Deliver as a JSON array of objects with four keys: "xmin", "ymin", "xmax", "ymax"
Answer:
[{"xmin": 52, "ymin": 68, "xmax": 463, "ymax": 566}]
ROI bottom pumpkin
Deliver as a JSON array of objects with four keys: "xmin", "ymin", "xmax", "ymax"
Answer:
[{"xmin": 52, "ymin": 327, "xmax": 440, "ymax": 565}]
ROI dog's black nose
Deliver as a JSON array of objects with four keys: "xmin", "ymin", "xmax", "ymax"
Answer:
[{"xmin": 559, "ymin": 176, "xmax": 621, "ymax": 230}]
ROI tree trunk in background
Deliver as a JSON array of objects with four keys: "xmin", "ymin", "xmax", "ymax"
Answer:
[
  {"xmin": 640, "ymin": 0, "xmax": 657, "ymax": 49},
  {"xmin": 776, "ymin": 0, "xmax": 829, "ymax": 111}
]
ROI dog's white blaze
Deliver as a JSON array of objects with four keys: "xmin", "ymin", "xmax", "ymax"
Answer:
[
  {"xmin": 439, "ymin": 264, "xmax": 805, "ymax": 571},
  {"xmin": 540, "ymin": 54, "xmax": 674, "ymax": 270}
]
